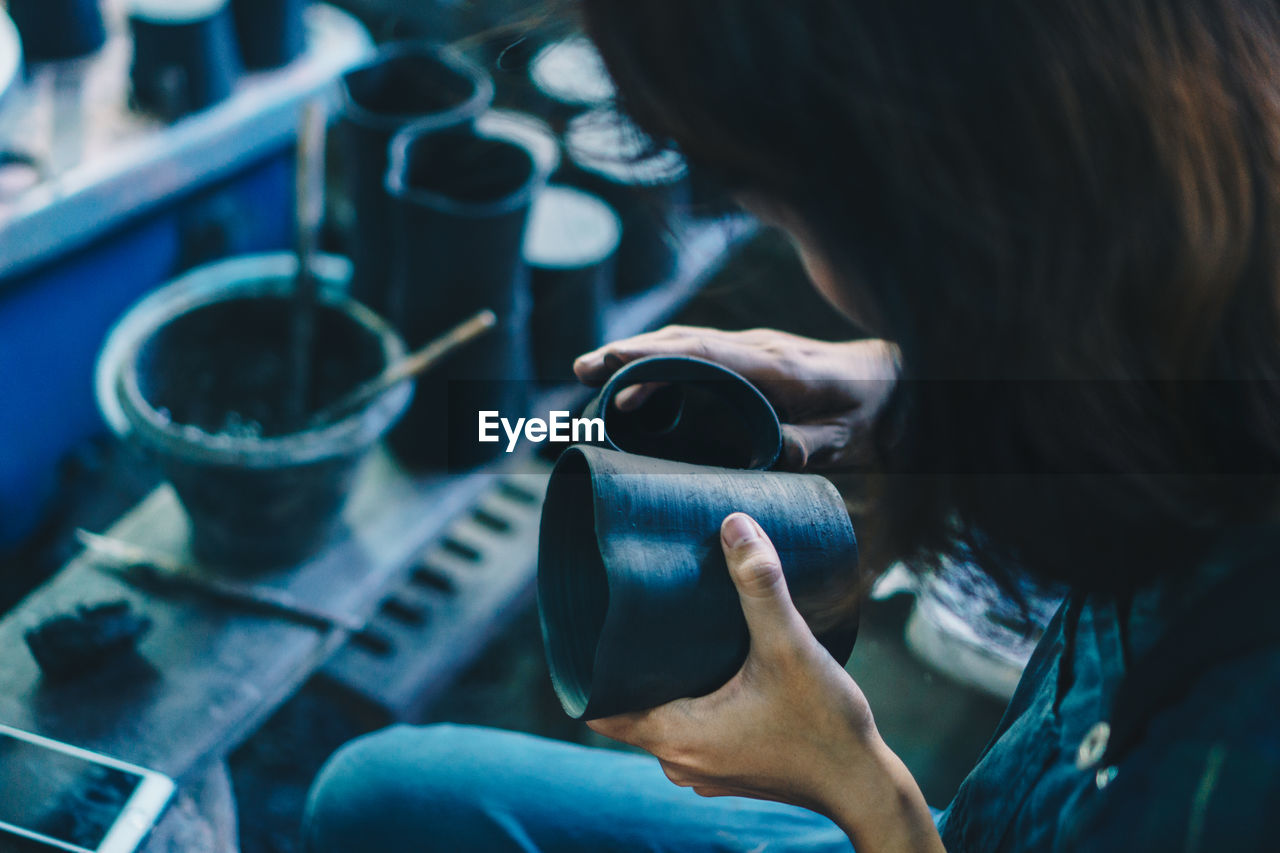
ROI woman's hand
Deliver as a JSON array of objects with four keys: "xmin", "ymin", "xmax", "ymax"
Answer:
[
  {"xmin": 588, "ymin": 513, "xmax": 943, "ymax": 853},
  {"xmin": 574, "ymin": 327, "xmax": 899, "ymax": 472}
]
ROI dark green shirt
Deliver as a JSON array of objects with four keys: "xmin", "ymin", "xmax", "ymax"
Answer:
[{"xmin": 938, "ymin": 531, "xmax": 1280, "ymax": 851}]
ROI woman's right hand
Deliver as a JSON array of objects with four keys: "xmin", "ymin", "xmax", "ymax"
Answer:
[{"xmin": 574, "ymin": 326, "xmax": 899, "ymax": 471}]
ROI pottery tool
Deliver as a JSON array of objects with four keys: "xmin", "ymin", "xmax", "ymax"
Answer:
[
  {"xmin": 306, "ymin": 308, "xmax": 498, "ymax": 428},
  {"xmin": 75, "ymin": 529, "xmax": 364, "ymax": 633},
  {"xmin": 285, "ymin": 99, "xmax": 328, "ymax": 429}
]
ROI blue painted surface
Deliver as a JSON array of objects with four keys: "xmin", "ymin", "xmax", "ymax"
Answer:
[{"xmin": 0, "ymin": 150, "xmax": 295, "ymax": 548}]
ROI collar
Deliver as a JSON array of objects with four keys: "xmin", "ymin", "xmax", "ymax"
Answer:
[{"xmin": 1102, "ymin": 524, "xmax": 1280, "ymax": 764}]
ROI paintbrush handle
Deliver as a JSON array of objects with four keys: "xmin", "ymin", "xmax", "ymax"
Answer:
[
  {"xmin": 384, "ymin": 308, "xmax": 499, "ymax": 385},
  {"xmin": 295, "ymin": 102, "xmax": 327, "ymax": 239},
  {"xmin": 174, "ymin": 573, "xmax": 365, "ymax": 633},
  {"xmin": 308, "ymin": 308, "xmax": 498, "ymax": 427},
  {"xmin": 76, "ymin": 530, "xmax": 364, "ymax": 633},
  {"xmin": 76, "ymin": 529, "xmax": 184, "ymax": 573},
  {"xmin": 286, "ymin": 101, "xmax": 329, "ymax": 429}
]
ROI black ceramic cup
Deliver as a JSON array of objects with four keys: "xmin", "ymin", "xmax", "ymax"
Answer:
[
  {"xmin": 386, "ymin": 126, "xmax": 539, "ymax": 336},
  {"xmin": 338, "ymin": 43, "xmax": 494, "ymax": 318},
  {"xmin": 538, "ymin": 444, "xmax": 859, "ymax": 720},
  {"xmin": 9, "ymin": 0, "xmax": 107, "ymax": 63},
  {"xmin": 525, "ymin": 185, "xmax": 620, "ymax": 384},
  {"xmin": 580, "ymin": 356, "xmax": 783, "ymax": 470},
  {"xmin": 560, "ymin": 108, "xmax": 690, "ymax": 295},
  {"xmin": 385, "ymin": 127, "xmax": 541, "ymax": 469},
  {"xmin": 231, "ymin": 0, "xmax": 306, "ymax": 71},
  {"xmin": 129, "ymin": 0, "xmax": 242, "ymax": 121}
]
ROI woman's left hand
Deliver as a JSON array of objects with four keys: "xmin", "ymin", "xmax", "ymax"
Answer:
[{"xmin": 588, "ymin": 513, "xmax": 944, "ymax": 852}]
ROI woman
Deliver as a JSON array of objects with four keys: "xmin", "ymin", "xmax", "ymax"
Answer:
[{"xmin": 304, "ymin": 1, "xmax": 1280, "ymax": 849}]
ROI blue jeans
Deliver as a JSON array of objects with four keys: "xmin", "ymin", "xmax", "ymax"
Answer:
[{"xmin": 302, "ymin": 724, "xmax": 853, "ymax": 852}]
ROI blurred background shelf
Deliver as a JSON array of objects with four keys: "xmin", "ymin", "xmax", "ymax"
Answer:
[
  {"xmin": 0, "ymin": 4, "xmax": 371, "ymax": 281},
  {"xmin": 0, "ymin": 2, "xmax": 373, "ymax": 553}
]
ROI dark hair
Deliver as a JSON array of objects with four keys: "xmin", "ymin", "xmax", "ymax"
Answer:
[{"xmin": 579, "ymin": 0, "xmax": 1280, "ymax": 592}]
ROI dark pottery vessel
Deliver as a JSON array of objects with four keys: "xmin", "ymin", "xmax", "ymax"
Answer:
[
  {"xmin": 477, "ymin": 109, "xmax": 560, "ymax": 185},
  {"xmin": 560, "ymin": 108, "xmax": 690, "ymax": 295},
  {"xmin": 100, "ymin": 254, "xmax": 411, "ymax": 569},
  {"xmin": 9, "ymin": 0, "xmax": 106, "ymax": 62},
  {"xmin": 384, "ymin": 126, "xmax": 542, "ymax": 470},
  {"xmin": 580, "ymin": 356, "xmax": 783, "ymax": 470},
  {"xmin": 525, "ymin": 185, "xmax": 620, "ymax": 384},
  {"xmin": 390, "ymin": 311, "xmax": 533, "ymax": 471},
  {"xmin": 538, "ymin": 444, "xmax": 859, "ymax": 720},
  {"xmin": 231, "ymin": 0, "xmax": 306, "ymax": 71},
  {"xmin": 527, "ymin": 35, "xmax": 615, "ymax": 130},
  {"xmin": 337, "ymin": 42, "xmax": 493, "ymax": 317},
  {"xmin": 129, "ymin": 0, "xmax": 241, "ymax": 121},
  {"xmin": 387, "ymin": 125, "xmax": 539, "ymax": 323}
]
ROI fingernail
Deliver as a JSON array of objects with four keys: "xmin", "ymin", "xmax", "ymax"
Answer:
[
  {"xmin": 722, "ymin": 513, "xmax": 758, "ymax": 549},
  {"xmin": 615, "ymin": 385, "xmax": 644, "ymax": 411}
]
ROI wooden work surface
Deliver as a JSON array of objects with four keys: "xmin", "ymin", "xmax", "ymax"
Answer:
[
  {"xmin": 0, "ymin": 217, "xmax": 756, "ymax": 813},
  {"xmin": 0, "ymin": 455, "xmax": 503, "ymax": 781}
]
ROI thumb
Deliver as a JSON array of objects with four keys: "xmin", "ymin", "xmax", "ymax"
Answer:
[{"xmin": 720, "ymin": 513, "xmax": 809, "ymax": 655}]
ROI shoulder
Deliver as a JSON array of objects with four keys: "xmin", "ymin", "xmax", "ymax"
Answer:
[{"xmin": 1062, "ymin": 647, "xmax": 1280, "ymax": 852}]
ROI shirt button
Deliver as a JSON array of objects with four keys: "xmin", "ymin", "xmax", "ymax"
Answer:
[
  {"xmin": 1076, "ymin": 721, "xmax": 1111, "ymax": 770},
  {"xmin": 1096, "ymin": 766, "xmax": 1119, "ymax": 790}
]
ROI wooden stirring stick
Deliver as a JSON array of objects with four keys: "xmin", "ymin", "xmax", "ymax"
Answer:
[
  {"xmin": 285, "ymin": 100, "xmax": 328, "ymax": 430},
  {"xmin": 306, "ymin": 308, "xmax": 498, "ymax": 429},
  {"xmin": 75, "ymin": 529, "xmax": 364, "ymax": 633}
]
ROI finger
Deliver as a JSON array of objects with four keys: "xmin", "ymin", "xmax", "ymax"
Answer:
[
  {"xmin": 586, "ymin": 700, "xmax": 688, "ymax": 751},
  {"xmin": 658, "ymin": 761, "xmax": 694, "ymax": 788},
  {"xmin": 779, "ymin": 424, "xmax": 813, "ymax": 471},
  {"xmin": 613, "ymin": 381, "xmax": 667, "ymax": 412},
  {"xmin": 692, "ymin": 786, "xmax": 736, "ymax": 798},
  {"xmin": 586, "ymin": 713, "xmax": 643, "ymax": 744},
  {"xmin": 572, "ymin": 329, "xmax": 690, "ymax": 384},
  {"xmin": 779, "ymin": 422, "xmax": 852, "ymax": 472},
  {"xmin": 720, "ymin": 513, "xmax": 809, "ymax": 657},
  {"xmin": 573, "ymin": 348, "xmax": 628, "ymax": 385},
  {"xmin": 574, "ymin": 326, "xmax": 743, "ymax": 385}
]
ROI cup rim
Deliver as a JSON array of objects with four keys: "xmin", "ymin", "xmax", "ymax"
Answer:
[
  {"xmin": 476, "ymin": 108, "xmax": 561, "ymax": 184},
  {"xmin": 528, "ymin": 34, "xmax": 617, "ymax": 108},
  {"xmin": 524, "ymin": 184, "xmax": 622, "ymax": 271},
  {"xmin": 594, "ymin": 355, "xmax": 783, "ymax": 470},
  {"xmin": 128, "ymin": 0, "xmax": 227, "ymax": 24},
  {"xmin": 340, "ymin": 41, "xmax": 495, "ymax": 134},
  {"xmin": 385, "ymin": 126, "xmax": 541, "ymax": 218},
  {"xmin": 106, "ymin": 254, "xmax": 412, "ymax": 469},
  {"xmin": 537, "ymin": 445, "xmax": 610, "ymax": 719},
  {"xmin": 564, "ymin": 107, "xmax": 689, "ymax": 187}
]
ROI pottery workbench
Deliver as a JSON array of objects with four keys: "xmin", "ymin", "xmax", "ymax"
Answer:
[{"xmin": 0, "ymin": 216, "xmax": 755, "ymax": 851}]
